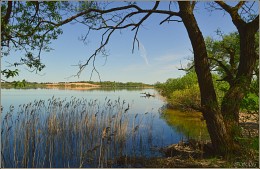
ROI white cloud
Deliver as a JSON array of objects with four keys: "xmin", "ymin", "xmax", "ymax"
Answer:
[{"xmin": 139, "ymin": 42, "xmax": 149, "ymax": 65}]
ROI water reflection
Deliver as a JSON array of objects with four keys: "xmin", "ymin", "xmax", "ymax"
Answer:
[{"xmin": 160, "ymin": 108, "xmax": 210, "ymax": 141}]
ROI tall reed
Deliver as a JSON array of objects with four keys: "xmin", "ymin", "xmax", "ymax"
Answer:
[{"xmin": 1, "ymin": 97, "xmax": 157, "ymax": 167}]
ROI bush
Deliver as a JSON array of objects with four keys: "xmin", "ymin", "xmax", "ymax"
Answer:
[
  {"xmin": 155, "ymin": 72, "xmax": 198, "ymax": 98},
  {"xmin": 156, "ymin": 71, "xmax": 258, "ymax": 112},
  {"xmin": 155, "ymin": 72, "xmax": 200, "ymax": 111},
  {"xmin": 169, "ymin": 84, "xmax": 201, "ymax": 111}
]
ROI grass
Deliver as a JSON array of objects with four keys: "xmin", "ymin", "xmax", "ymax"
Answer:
[{"xmin": 1, "ymin": 97, "xmax": 156, "ymax": 168}]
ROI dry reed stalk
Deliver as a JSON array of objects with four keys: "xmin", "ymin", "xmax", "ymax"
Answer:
[{"xmin": 2, "ymin": 96, "xmax": 157, "ymax": 167}]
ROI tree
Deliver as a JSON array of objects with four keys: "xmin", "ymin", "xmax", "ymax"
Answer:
[
  {"xmin": 205, "ymin": 32, "xmax": 241, "ymax": 85},
  {"xmin": 1, "ymin": 1, "xmax": 99, "ymax": 79},
  {"xmin": 2, "ymin": 1, "xmax": 258, "ymax": 156},
  {"xmin": 179, "ymin": 1, "xmax": 258, "ymax": 155},
  {"xmin": 205, "ymin": 31, "xmax": 259, "ymax": 113},
  {"xmin": 1, "ymin": 1, "xmax": 66, "ymax": 79},
  {"xmin": 213, "ymin": 1, "xmax": 259, "ymax": 141}
]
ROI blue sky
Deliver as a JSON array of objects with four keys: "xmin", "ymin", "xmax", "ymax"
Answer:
[{"xmin": 2, "ymin": 1, "xmax": 258, "ymax": 84}]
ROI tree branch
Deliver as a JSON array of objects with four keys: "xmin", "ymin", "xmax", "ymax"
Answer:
[
  {"xmin": 67, "ymin": 2, "xmax": 181, "ymax": 78},
  {"xmin": 208, "ymin": 57, "xmax": 234, "ymax": 85},
  {"xmin": 29, "ymin": 2, "xmax": 39, "ymax": 24},
  {"xmin": 160, "ymin": 15, "xmax": 182, "ymax": 25},
  {"xmin": 191, "ymin": 1, "xmax": 197, "ymax": 11},
  {"xmin": 132, "ymin": 1, "xmax": 160, "ymax": 31},
  {"xmin": 214, "ymin": 1, "xmax": 232, "ymax": 13},
  {"xmin": 214, "ymin": 1, "xmax": 245, "ymax": 27},
  {"xmin": 234, "ymin": 1, "xmax": 246, "ymax": 10},
  {"xmin": 40, "ymin": 3, "xmax": 180, "ymax": 29},
  {"xmin": 1, "ymin": 1, "xmax": 13, "ymax": 45},
  {"xmin": 132, "ymin": 27, "xmax": 140, "ymax": 53},
  {"xmin": 249, "ymin": 15, "xmax": 259, "ymax": 33},
  {"xmin": 3, "ymin": 1, "xmax": 13, "ymax": 26}
]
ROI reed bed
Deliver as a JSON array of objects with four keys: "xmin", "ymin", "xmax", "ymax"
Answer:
[{"xmin": 1, "ymin": 97, "xmax": 157, "ymax": 168}]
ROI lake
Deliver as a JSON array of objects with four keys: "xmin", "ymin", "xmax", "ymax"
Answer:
[{"xmin": 1, "ymin": 88, "xmax": 208, "ymax": 167}]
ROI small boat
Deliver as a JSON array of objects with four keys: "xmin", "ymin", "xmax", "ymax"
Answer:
[{"xmin": 140, "ymin": 92, "xmax": 155, "ymax": 97}]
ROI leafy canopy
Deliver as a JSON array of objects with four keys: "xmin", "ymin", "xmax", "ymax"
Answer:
[{"xmin": 1, "ymin": 1, "xmax": 66, "ymax": 78}]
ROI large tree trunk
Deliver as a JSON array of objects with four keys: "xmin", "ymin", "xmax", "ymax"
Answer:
[
  {"xmin": 178, "ymin": 2, "xmax": 237, "ymax": 155},
  {"xmin": 221, "ymin": 25, "xmax": 258, "ymax": 138},
  {"xmin": 214, "ymin": 2, "xmax": 259, "ymax": 140}
]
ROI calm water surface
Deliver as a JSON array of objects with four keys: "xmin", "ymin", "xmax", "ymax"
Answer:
[
  {"xmin": 1, "ymin": 88, "xmax": 181, "ymax": 144},
  {"xmin": 1, "ymin": 88, "xmax": 208, "ymax": 167}
]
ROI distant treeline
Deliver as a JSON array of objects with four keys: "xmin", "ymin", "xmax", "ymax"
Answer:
[
  {"xmin": 1, "ymin": 80, "xmax": 46, "ymax": 89},
  {"xmin": 83, "ymin": 81, "xmax": 153, "ymax": 88},
  {"xmin": 1, "ymin": 80, "xmax": 153, "ymax": 89}
]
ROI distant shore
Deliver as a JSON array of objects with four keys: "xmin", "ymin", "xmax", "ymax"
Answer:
[
  {"xmin": 1, "ymin": 81, "xmax": 153, "ymax": 89},
  {"xmin": 45, "ymin": 82, "xmax": 101, "ymax": 90}
]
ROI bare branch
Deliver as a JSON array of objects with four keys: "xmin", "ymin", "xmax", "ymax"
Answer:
[
  {"xmin": 244, "ymin": 1, "xmax": 256, "ymax": 13},
  {"xmin": 214, "ymin": 1, "xmax": 233, "ymax": 13},
  {"xmin": 68, "ymin": 1, "xmax": 182, "ymax": 79},
  {"xmin": 160, "ymin": 15, "xmax": 182, "ymax": 25},
  {"xmin": 215, "ymin": 1, "xmax": 246, "ymax": 27},
  {"xmin": 90, "ymin": 55, "xmax": 101, "ymax": 82},
  {"xmin": 234, "ymin": 1, "xmax": 246, "ymax": 10},
  {"xmin": 178, "ymin": 65, "xmax": 194, "ymax": 72},
  {"xmin": 132, "ymin": 1, "xmax": 160, "ymax": 31},
  {"xmin": 178, "ymin": 60, "xmax": 194, "ymax": 72},
  {"xmin": 40, "ymin": 5, "xmax": 142, "ymax": 27},
  {"xmin": 160, "ymin": 15, "xmax": 172, "ymax": 25},
  {"xmin": 131, "ymin": 1, "xmax": 160, "ymax": 53},
  {"xmin": 40, "ymin": 3, "xmax": 180, "ymax": 29},
  {"xmin": 75, "ymin": 27, "xmax": 115, "ymax": 78},
  {"xmin": 132, "ymin": 27, "xmax": 140, "ymax": 53}
]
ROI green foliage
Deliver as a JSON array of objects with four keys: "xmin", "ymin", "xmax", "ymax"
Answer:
[
  {"xmin": 240, "ymin": 93, "xmax": 259, "ymax": 112},
  {"xmin": 251, "ymin": 137, "xmax": 259, "ymax": 151},
  {"xmin": 212, "ymin": 74, "xmax": 230, "ymax": 103},
  {"xmin": 156, "ymin": 72, "xmax": 201, "ymax": 110},
  {"xmin": 78, "ymin": 81, "xmax": 151, "ymax": 88},
  {"xmin": 169, "ymin": 84, "xmax": 201, "ymax": 111},
  {"xmin": 1, "ymin": 81, "xmax": 151, "ymax": 89},
  {"xmin": 234, "ymin": 135, "xmax": 259, "ymax": 165},
  {"xmin": 156, "ymin": 71, "xmax": 236, "ymax": 111},
  {"xmin": 155, "ymin": 72, "xmax": 198, "ymax": 98},
  {"xmin": 205, "ymin": 32, "xmax": 240, "ymax": 81},
  {"xmin": 170, "ymin": 31, "xmax": 259, "ymax": 112},
  {"xmin": 250, "ymin": 78, "xmax": 259, "ymax": 97},
  {"xmin": 205, "ymin": 31, "xmax": 259, "ymax": 86},
  {"xmin": 1, "ymin": 69, "xmax": 19, "ymax": 78},
  {"xmin": 1, "ymin": 80, "xmax": 47, "ymax": 89},
  {"xmin": 12, "ymin": 79, "xmax": 27, "ymax": 88},
  {"xmin": 206, "ymin": 31, "xmax": 259, "ymax": 113},
  {"xmin": 1, "ymin": 1, "xmax": 65, "ymax": 77}
]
